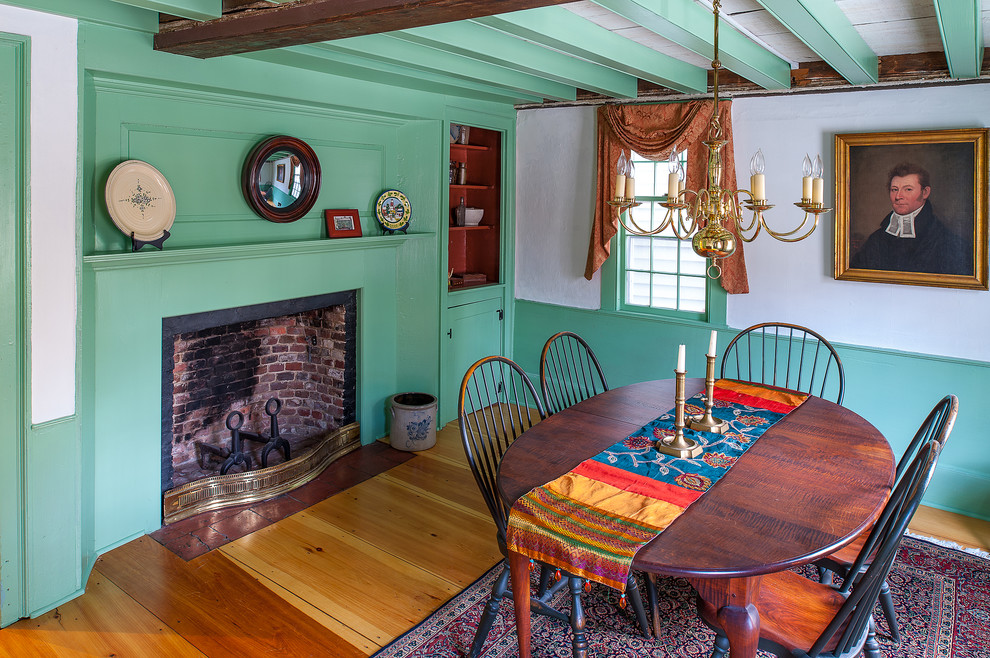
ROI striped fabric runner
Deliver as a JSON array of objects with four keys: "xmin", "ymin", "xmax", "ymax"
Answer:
[{"xmin": 505, "ymin": 379, "xmax": 808, "ymax": 591}]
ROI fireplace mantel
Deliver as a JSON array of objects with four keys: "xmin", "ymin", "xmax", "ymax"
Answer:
[
  {"xmin": 84, "ymin": 233, "xmax": 431, "ymax": 271},
  {"xmin": 83, "ymin": 232, "xmax": 431, "ymax": 552}
]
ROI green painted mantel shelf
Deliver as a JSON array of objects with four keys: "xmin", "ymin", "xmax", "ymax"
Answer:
[{"xmin": 83, "ymin": 234, "xmax": 432, "ymax": 271}]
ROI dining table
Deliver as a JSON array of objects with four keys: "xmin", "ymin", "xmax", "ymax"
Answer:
[{"xmin": 497, "ymin": 378, "xmax": 894, "ymax": 658}]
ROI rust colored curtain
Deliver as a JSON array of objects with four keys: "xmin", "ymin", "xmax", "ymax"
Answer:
[{"xmin": 584, "ymin": 101, "xmax": 749, "ymax": 294}]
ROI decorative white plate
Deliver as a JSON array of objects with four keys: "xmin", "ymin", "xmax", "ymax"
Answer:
[{"xmin": 105, "ymin": 160, "xmax": 176, "ymax": 241}]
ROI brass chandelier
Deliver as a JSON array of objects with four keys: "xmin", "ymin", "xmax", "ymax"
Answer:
[{"xmin": 608, "ymin": 0, "xmax": 830, "ymax": 279}]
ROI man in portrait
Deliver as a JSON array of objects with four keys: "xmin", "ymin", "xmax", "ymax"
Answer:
[{"xmin": 850, "ymin": 162, "xmax": 972, "ymax": 275}]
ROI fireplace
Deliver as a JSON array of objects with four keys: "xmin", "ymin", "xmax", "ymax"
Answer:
[{"xmin": 161, "ymin": 291, "xmax": 358, "ymax": 521}]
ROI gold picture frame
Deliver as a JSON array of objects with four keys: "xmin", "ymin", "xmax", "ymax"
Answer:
[{"xmin": 834, "ymin": 128, "xmax": 988, "ymax": 290}]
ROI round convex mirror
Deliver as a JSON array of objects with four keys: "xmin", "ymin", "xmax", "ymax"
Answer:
[{"xmin": 242, "ymin": 135, "xmax": 322, "ymax": 223}]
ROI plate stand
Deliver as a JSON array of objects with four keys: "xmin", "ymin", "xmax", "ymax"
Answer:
[
  {"xmin": 382, "ymin": 227, "xmax": 408, "ymax": 236},
  {"xmin": 131, "ymin": 229, "xmax": 170, "ymax": 252}
]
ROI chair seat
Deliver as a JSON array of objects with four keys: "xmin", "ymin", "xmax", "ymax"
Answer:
[{"xmin": 698, "ymin": 571, "xmax": 850, "ymax": 655}]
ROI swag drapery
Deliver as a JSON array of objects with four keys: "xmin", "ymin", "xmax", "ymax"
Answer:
[{"xmin": 584, "ymin": 101, "xmax": 749, "ymax": 294}]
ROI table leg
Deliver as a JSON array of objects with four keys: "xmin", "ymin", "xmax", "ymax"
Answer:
[
  {"xmin": 690, "ymin": 576, "xmax": 761, "ymax": 658},
  {"xmin": 508, "ymin": 550, "xmax": 532, "ymax": 658}
]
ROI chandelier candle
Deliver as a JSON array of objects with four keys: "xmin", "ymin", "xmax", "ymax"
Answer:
[{"xmin": 614, "ymin": 152, "xmax": 627, "ymax": 202}]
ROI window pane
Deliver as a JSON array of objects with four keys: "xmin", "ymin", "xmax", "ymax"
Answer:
[
  {"xmin": 680, "ymin": 241, "xmax": 707, "ymax": 276},
  {"xmin": 626, "ymin": 271, "xmax": 651, "ymax": 306},
  {"xmin": 652, "ymin": 239, "xmax": 678, "ymax": 274},
  {"xmin": 626, "ymin": 236, "xmax": 652, "ymax": 270},
  {"xmin": 651, "ymin": 273, "xmax": 678, "ymax": 310},
  {"xmin": 680, "ymin": 276, "xmax": 707, "ymax": 312},
  {"xmin": 635, "ymin": 160, "xmax": 656, "ymax": 197},
  {"xmin": 619, "ymin": 148, "xmax": 705, "ymax": 318}
]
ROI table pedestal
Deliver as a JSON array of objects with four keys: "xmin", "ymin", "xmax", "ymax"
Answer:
[{"xmin": 690, "ymin": 576, "xmax": 763, "ymax": 658}]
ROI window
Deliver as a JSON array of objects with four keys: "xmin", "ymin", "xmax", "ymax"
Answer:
[{"xmin": 619, "ymin": 150, "xmax": 709, "ymax": 317}]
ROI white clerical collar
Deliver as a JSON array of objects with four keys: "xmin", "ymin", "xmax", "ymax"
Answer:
[{"xmin": 886, "ymin": 205, "xmax": 924, "ymax": 238}]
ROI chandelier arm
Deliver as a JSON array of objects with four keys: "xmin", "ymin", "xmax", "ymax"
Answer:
[
  {"xmin": 761, "ymin": 212, "xmax": 821, "ymax": 242},
  {"xmin": 738, "ymin": 217, "xmax": 763, "ymax": 242},
  {"xmin": 616, "ymin": 208, "xmax": 665, "ymax": 236}
]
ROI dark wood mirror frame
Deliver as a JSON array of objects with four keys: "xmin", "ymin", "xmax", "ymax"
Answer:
[{"xmin": 242, "ymin": 135, "xmax": 322, "ymax": 223}]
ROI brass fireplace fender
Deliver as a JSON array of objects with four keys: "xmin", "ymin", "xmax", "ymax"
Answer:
[{"xmin": 163, "ymin": 422, "xmax": 361, "ymax": 524}]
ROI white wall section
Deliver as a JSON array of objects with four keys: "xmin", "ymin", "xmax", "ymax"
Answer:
[
  {"xmin": 514, "ymin": 84, "xmax": 990, "ymax": 361},
  {"xmin": 515, "ymin": 106, "xmax": 601, "ymax": 309},
  {"xmin": 0, "ymin": 4, "xmax": 79, "ymax": 423}
]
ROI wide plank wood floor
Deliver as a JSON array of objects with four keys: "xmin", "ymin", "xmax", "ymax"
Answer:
[{"xmin": 1, "ymin": 421, "xmax": 988, "ymax": 657}]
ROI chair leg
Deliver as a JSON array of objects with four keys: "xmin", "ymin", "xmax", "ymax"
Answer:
[
  {"xmin": 567, "ymin": 576, "xmax": 588, "ymax": 658},
  {"xmin": 536, "ymin": 562, "xmax": 554, "ymax": 598},
  {"xmin": 469, "ymin": 564, "xmax": 510, "ymax": 658},
  {"xmin": 645, "ymin": 573, "xmax": 662, "ymax": 639},
  {"xmin": 879, "ymin": 578, "xmax": 900, "ymax": 644},
  {"xmin": 625, "ymin": 573, "xmax": 652, "ymax": 639},
  {"xmin": 864, "ymin": 620, "xmax": 882, "ymax": 658},
  {"xmin": 710, "ymin": 633, "xmax": 730, "ymax": 658}
]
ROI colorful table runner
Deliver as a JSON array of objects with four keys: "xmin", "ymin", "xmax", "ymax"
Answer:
[{"xmin": 505, "ymin": 379, "xmax": 808, "ymax": 591}]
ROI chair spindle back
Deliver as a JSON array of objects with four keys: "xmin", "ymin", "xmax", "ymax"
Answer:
[
  {"xmin": 540, "ymin": 332, "xmax": 608, "ymax": 416},
  {"xmin": 458, "ymin": 356, "xmax": 547, "ymax": 543},
  {"xmin": 720, "ymin": 322, "xmax": 845, "ymax": 404}
]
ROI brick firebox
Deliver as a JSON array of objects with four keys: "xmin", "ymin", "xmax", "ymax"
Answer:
[{"xmin": 161, "ymin": 291, "xmax": 357, "ymax": 493}]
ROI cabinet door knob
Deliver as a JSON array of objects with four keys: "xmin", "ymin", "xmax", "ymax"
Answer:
[{"xmin": 447, "ymin": 329, "xmax": 452, "ymax": 338}]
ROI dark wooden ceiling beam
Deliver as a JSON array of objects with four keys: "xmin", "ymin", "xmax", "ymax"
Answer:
[{"xmin": 155, "ymin": 0, "xmax": 575, "ymax": 58}]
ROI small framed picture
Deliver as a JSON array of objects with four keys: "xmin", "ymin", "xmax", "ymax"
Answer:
[
  {"xmin": 275, "ymin": 163, "xmax": 286, "ymax": 184},
  {"xmin": 324, "ymin": 209, "xmax": 362, "ymax": 239}
]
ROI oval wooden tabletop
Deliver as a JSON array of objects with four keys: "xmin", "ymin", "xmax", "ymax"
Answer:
[{"xmin": 497, "ymin": 379, "xmax": 894, "ymax": 579}]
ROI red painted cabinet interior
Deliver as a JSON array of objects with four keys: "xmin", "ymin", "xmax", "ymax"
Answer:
[{"xmin": 448, "ymin": 126, "xmax": 500, "ymax": 290}]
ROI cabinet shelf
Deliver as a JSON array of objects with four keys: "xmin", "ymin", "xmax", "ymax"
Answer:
[
  {"xmin": 450, "ymin": 143, "xmax": 491, "ymax": 152},
  {"xmin": 449, "ymin": 225, "xmax": 493, "ymax": 232},
  {"xmin": 450, "ymin": 184, "xmax": 493, "ymax": 190}
]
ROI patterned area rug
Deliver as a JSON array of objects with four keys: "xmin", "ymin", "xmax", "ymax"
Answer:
[{"xmin": 373, "ymin": 537, "xmax": 990, "ymax": 657}]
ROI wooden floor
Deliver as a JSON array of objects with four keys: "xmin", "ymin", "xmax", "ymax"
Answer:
[{"xmin": 1, "ymin": 421, "xmax": 988, "ymax": 657}]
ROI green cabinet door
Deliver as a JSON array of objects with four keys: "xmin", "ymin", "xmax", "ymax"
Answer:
[{"xmin": 440, "ymin": 297, "xmax": 503, "ymax": 424}]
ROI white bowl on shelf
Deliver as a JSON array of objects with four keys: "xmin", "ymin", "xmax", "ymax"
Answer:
[{"xmin": 464, "ymin": 208, "xmax": 484, "ymax": 226}]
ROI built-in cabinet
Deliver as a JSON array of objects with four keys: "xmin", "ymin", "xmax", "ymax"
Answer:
[
  {"xmin": 447, "ymin": 125, "xmax": 501, "ymax": 289},
  {"xmin": 439, "ymin": 122, "xmax": 510, "ymax": 424},
  {"xmin": 441, "ymin": 296, "xmax": 504, "ymax": 421}
]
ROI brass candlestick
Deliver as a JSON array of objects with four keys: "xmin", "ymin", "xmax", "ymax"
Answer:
[
  {"xmin": 689, "ymin": 354, "xmax": 730, "ymax": 434},
  {"xmin": 656, "ymin": 370, "xmax": 704, "ymax": 458}
]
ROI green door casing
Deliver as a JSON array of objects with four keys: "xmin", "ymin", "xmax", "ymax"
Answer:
[{"xmin": 0, "ymin": 32, "xmax": 28, "ymax": 626}]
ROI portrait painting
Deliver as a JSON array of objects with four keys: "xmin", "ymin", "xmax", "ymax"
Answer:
[
  {"xmin": 834, "ymin": 128, "xmax": 987, "ymax": 290},
  {"xmin": 275, "ymin": 163, "xmax": 286, "ymax": 184}
]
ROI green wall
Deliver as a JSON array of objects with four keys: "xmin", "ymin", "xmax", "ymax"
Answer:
[
  {"xmin": 2, "ymin": 3, "xmax": 516, "ymax": 622},
  {"xmin": 0, "ymin": 31, "xmax": 28, "ymax": 626},
  {"xmin": 513, "ymin": 299, "xmax": 990, "ymax": 521}
]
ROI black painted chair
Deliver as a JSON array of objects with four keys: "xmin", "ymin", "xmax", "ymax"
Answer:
[
  {"xmin": 458, "ymin": 355, "xmax": 650, "ymax": 657},
  {"xmin": 539, "ymin": 331, "xmax": 609, "ymax": 416},
  {"xmin": 720, "ymin": 322, "xmax": 845, "ymax": 404},
  {"xmin": 703, "ymin": 438, "xmax": 943, "ymax": 658},
  {"xmin": 815, "ymin": 394, "xmax": 958, "ymax": 644}
]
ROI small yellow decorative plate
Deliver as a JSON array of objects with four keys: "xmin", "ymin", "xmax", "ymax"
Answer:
[
  {"xmin": 375, "ymin": 189, "xmax": 412, "ymax": 234},
  {"xmin": 105, "ymin": 160, "xmax": 176, "ymax": 241}
]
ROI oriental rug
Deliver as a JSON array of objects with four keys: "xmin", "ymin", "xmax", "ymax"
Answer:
[{"xmin": 372, "ymin": 537, "xmax": 990, "ymax": 658}]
